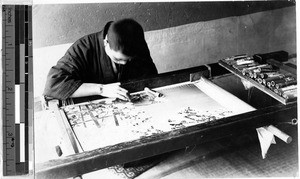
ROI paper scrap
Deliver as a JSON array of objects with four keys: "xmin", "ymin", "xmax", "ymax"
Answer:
[{"xmin": 256, "ymin": 127, "xmax": 276, "ymax": 159}]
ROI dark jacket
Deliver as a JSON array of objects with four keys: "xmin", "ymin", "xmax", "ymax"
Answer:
[{"xmin": 43, "ymin": 23, "xmax": 158, "ymax": 100}]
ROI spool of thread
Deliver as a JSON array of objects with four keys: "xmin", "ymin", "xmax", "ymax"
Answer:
[
  {"xmin": 274, "ymin": 88, "xmax": 280, "ymax": 94},
  {"xmin": 226, "ymin": 54, "xmax": 248, "ymax": 62},
  {"xmin": 263, "ymin": 75, "xmax": 285, "ymax": 86},
  {"xmin": 271, "ymin": 78, "xmax": 285, "ymax": 87},
  {"xmin": 242, "ymin": 70, "xmax": 250, "ymax": 76},
  {"xmin": 276, "ymin": 85, "xmax": 297, "ymax": 96},
  {"xmin": 275, "ymin": 80, "xmax": 297, "ymax": 89},
  {"xmin": 257, "ymin": 65, "xmax": 274, "ymax": 72},
  {"xmin": 252, "ymin": 68, "xmax": 261, "ymax": 74},
  {"xmin": 281, "ymin": 85, "xmax": 297, "ymax": 91},
  {"xmin": 233, "ymin": 54, "xmax": 248, "ymax": 60},
  {"xmin": 243, "ymin": 63, "xmax": 269, "ymax": 71},
  {"xmin": 282, "ymin": 89, "xmax": 297, "ymax": 99},
  {"xmin": 224, "ymin": 58, "xmax": 232, "ymax": 62},
  {"xmin": 253, "ymin": 72, "xmax": 262, "ymax": 79},
  {"xmin": 258, "ymin": 69, "xmax": 277, "ymax": 73},
  {"xmin": 267, "ymin": 81, "xmax": 274, "ymax": 88},
  {"xmin": 271, "ymin": 76, "xmax": 295, "ymax": 87},
  {"xmin": 257, "ymin": 78, "xmax": 263, "ymax": 84},
  {"xmin": 268, "ymin": 86, "xmax": 276, "ymax": 91},
  {"xmin": 265, "ymin": 125, "xmax": 292, "ymax": 144},
  {"xmin": 235, "ymin": 57, "xmax": 254, "ymax": 64},
  {"xmin": 234, "ymin": 62, "xmax": 257, "ymax": 70},
  {"xmin": 259, "ymin": 72, "xmax": 280, "ymax": 79},
  {"xmin": 241, "ymin": 64, "xmax": 268, "ymax": 76},
  {"xmin": 236, "ymin": 60, "xmax": 255, "ymax": 66}
]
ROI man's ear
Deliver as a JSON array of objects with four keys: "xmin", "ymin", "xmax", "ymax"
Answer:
[
  {"xmin": 103, "ymin": 35, "xmax": 108, "ymax": 46},
  {"xmin": 103, "ymin": 21, "xmax": 113, "ymax": 39}
]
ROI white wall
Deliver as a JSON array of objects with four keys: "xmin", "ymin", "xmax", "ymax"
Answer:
[
  {"xmin": 33, "ymin": 7, "xmax": 296, "ymax": 97},
  {"xmin": 146, "ymin": 6, "xmax": 296, "ymax": 73}
]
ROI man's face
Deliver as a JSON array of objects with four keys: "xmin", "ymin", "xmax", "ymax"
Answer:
[{"xmin": 104, "ymin": 36, "xmax": 131, "ymax": 65}]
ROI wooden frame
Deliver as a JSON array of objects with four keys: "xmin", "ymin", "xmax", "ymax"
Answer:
[{"xmin": 35, "ymin": 63, "xmax": 297, "ymax": 178}]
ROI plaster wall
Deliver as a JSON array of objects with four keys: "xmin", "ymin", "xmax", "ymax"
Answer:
[
  {"xmin": 32, "ymin": 5, "xmax": 296, "ymax": 97},
  {"xmin": 146, "ymin": 6, "xmax": 296, "ymax": 73},
  {"xmin": 32, "ymin": 2, "xmax": 293, "ymax": 48}
]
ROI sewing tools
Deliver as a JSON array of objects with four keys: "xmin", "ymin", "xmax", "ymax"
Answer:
[{"xmin": 144, "ymin": 87, "xmax": 164, "ymax": 98}]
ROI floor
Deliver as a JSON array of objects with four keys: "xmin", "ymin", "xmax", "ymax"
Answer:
[{"xmin": 80, "ymin": 124, "xmax": 298, "ymax": 179}]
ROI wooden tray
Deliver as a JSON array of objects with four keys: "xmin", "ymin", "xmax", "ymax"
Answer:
[{"xmin": 219, "ymin": 60, "xmax": 296, "ymax": 105}]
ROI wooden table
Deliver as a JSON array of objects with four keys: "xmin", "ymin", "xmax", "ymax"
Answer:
[{"xmin": 34, "ymin": 63, "xmax": 297, "ymax": 178}]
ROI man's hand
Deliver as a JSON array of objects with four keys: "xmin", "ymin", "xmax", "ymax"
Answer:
[
  {"xmin": 101, "ymin": 82, "xmax": 130, "ymax": 101},
  {"xmin": 69, "ymin": 83, "xmax": 129, "ymax": 101}
]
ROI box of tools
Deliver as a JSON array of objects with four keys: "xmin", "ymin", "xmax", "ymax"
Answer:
[{"xmin": 219, "ymin": 51, "xmax": 297, "ymax": 104}]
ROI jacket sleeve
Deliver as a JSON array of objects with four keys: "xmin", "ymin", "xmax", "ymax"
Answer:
[
  {"xmin": 121, "ymin": 49, "xmax": 158, "ymax": 82},
  {"xmin": 136, "ymin": 42, "xmax": 158, "ymax": 78},
  {"xmin": 138, "ymin": 56, "xmax": 158, "ymax": 78},
  {"xmin": 43, "ymin": 36, "xmax": 93, "ymax": 100}
]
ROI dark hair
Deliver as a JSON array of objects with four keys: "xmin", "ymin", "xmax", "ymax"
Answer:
[{"xmin": 107, "ymin": 18, "xmax": 147, "ymax": 57}]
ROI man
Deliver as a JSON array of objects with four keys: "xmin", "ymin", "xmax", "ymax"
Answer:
[{"xmin": 43, "ymin": 18, "xmax": 158, "ymax": 100}]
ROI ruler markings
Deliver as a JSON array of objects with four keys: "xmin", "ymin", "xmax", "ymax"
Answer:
[
  {"xmin": 25, "ymin": 24, "xmax": 28, "ymax": 55},
  {"xmin": 25, "ymin": 6, "xmax": 28, "ymax": 22},
  {"xmin": 15, "ymin": 6, "xmax": 20, "ymax": 85},
  {"xmin": 20, "ymin": 84, "xmax": 25, "ymax": 123},
  {"xmin": 27, "ymin": 6, "xmax": 32, "ymax": 171},
  {"xmin": 3, "ymin": 5, "xmax": 16, "ymax": 176},
  {"xmin": 20, "ymin": 44, "xmax": 25, "ymax": 83},
  {"xmin": 25, "ymin": 91, "xmax": 28, "ymax": 109},
  {"xmin": 15, "ymin": 124, "xmax": 20, "ymax": 163},
  {"xmin": 20, "ymin": 123, "xmax": 25, "ymax": 162},
  {"xmin": 28, "ymin": 58, "xmax": 33, "ymax": 110},
  {"xmin": 15, "ymin": 85, "xmax": 20, "ymax": 124},
  {"xmin": 25, "ymin": 57, "xmax": 28, "ymax": 74},
  {"xmin": 3, "ymin": 4, "xmax": 32, "ymax": 176},
  {"xmin": 19, "ymin": 5, "xmax": 26, "ymax": 173},
  {"xmin": 19, "ymin": 6, "xmax": 25, "ymax": 44},
  {"xmin": 25, "ymin": 6, "xmax": 31, "ymax": 173}
]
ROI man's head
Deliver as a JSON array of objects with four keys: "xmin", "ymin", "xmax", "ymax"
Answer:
[{"xmin": 104, "ymin": 18, "xmax": 146, "ymax": 65}]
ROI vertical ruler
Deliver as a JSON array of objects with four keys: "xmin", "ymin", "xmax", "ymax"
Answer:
[{"xmin": 2, "ymin": 5, "xmax": 32, "ymax": 176}]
